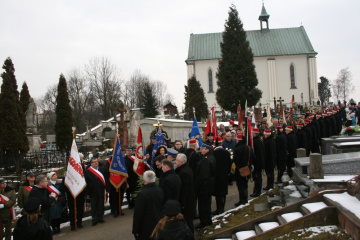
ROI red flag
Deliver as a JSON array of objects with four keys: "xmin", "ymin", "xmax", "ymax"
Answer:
[
  {"xmin": 238, "ymin": 105, "xmax": 243, "ymax": 129},
  {"xmin": 211, "ymin": 106, "xmax": 218, "ymax": 138},
  {"xmin": 204, "ymin": 118, "xmax": 211, "ymax": 140},
  {"xmin": 133, "ymin": 126, "xmax": 145, "ymax": 176}
]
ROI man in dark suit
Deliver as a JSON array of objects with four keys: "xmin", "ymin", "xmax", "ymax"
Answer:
[
  {"xmin": 84, "ymin": 156, "xmax": 107, "ymax": 226},
  {"xmin": 286, "ymin": 126, "xmax": 297, "ymax": 178},
  {"xmin": 250, "ymin": 128, "xmax": 265, "ymax": 197},
  {"xmin": 132, "ymin": 171, "xmax": 164, "ymax": 240},
  {"xmin": 28, "ymin": 174, "xmax": 57, "ymax": 222},
  {"xmin": 175, "ymin": 153, "xmax": 196, "ymax": 233},
  {"xmin": 159, "ymin": 159, "xmax": 181, "ymax": 203}
]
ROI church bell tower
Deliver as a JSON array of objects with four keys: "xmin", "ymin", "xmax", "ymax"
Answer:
[{"xmin": 259, "ymin": 3, "xmax": 270, "ymax": 32}]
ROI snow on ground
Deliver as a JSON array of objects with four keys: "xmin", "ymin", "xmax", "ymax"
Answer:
[
  {"xmin": 271, "ymin": 206, "xmax": 282, "ymax": 211},
  {"xmin": 324, "ymin": 192, "xmax": 360, "ymax": 219},
  {"xmin": 258, "ymin": 222, "xmax": 280, "ymax": 232},
  {"xmin": 283, "ymin": 185, "xmax": 297, "ymax": 191},
  {"xmin": 289, "ymin": 190, "xmax": 302, "ymax": 198},
  {"xmin": 302, "ymin": 202, "xmax": 327, "ymax": 213},
  {"xmin": 311, "ymin": 175, "xmax": 356, "ymax": 182},
  {"xmin": 235, "ymin": 230, "xmax": 256, "ymax": 240},
  {"xmin": 274, "ymin": 225, "xmax": 344, "ymax": 239},
  {"xmin": 281, "ymin": 212, "xmax": 303, "ymax": 222}
]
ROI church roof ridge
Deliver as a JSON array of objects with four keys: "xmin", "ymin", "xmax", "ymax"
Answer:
[{"xmin": 186, "ymin": 26, "xmax": 317, "ymax": 62}]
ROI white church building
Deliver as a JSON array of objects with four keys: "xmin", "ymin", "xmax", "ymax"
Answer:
[{"xmin": 185, "ymin": 4, "xmax": 319, "ymax": 109}]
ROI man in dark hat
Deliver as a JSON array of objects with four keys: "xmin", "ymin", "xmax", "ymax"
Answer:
[
  {"xmin": 0, "ymin": 178, "xmax": 16, "ymax": 240},
  {"xmin": 18, "ymin": 171, "xmax": 35, "ymax": 209},
  {"xmin": 195, "ymin": 144, "xmax": 215, "ymax": 228},
  {"xmin": 166, "ymin": 148, "xmax": 179, "ymax": 169},
  {"xmin": 204, "ymin": 132, "xmax": 215, "ymax": 148}
]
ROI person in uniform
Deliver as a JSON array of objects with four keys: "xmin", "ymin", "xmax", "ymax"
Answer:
[
  {"xmin": 18, "ymin": 171, "xmax": 35, "ymax": 210},
  {"xmin": 0, "ymin": 178, "xmax": 16, "ymax": 240},
  {"xmin": 263, "ymin": 129, "xmax": 276, "ymax": 191},
  {"xmin": 204, "ymin": 132, "xmax": 215, "ymax": 148},
  {"xmin": 285, "ymin": 126, "xmax": 297, "ymax": 178},
  {"xmin": 212, "ymin": 136, "xmax": 231, "ymax": 215},
  {"xmin": 250, "ymin": 128, "xmax": 265, "ymax": 197},
  {"xmin": 275, "ymin": 126, "xmax": 287, "ymax": 184},
  {"xmin": 233, "ymin": 135, "xmax": 254, "ymax": 206},
  {"xmin": 132, "ymin": 171, "xmax": 164, "ymax": 240},
  {"xmin": 166, "ymin": 148, "xmax": 179, "ymax": 169},
  {"xmin": 296, "ymin": 122, "xmax": 307, "ymax": 151},
  {"xmin": 84, "ymin": 156, "xmax": 107, "ymax": 226},
  {"xmin": 175, "ymin": 153, "xmax": 196, "ymax": 233},
  {"xmin": 195, "ymin": 144, "xmax": 215, "ymax": 228},
  {"xmin": 303, "ymin": 119, "xmax": 312, "ymax": 156}
]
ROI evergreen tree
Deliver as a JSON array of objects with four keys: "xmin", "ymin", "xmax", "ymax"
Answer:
[
  {"xmin": 140, "ymin": 81, "xmax": 159, "ymax": 118},
  {"xmin": 20, "ymin": 82, "xmax": 31, "ymax": 114},
  {"xmin": 184, "ymin": 76, "xmax": 209, "ymax": 121},
  {"xmin": 318, "ymin": 76, "xmax": 331, "ymax": 106},
  {"xmin": 55, "ymin": 74, "xmax": 73, "ymax": 150},
  {"xmin": 0, "ymin": 58, "xmax": 29, "ymax": 153},
  {"xmin": 216, "ymin": 5, "xmax": 262, "ymax": 112}
]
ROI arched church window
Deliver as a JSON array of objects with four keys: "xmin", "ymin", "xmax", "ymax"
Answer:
[
  {"xmin": 208, "ymin": 69, "xmax": 213, "ymax": 92},
  {"xmin": 290, "ymin": 64, "xmax": 296, "ymax": 89}
]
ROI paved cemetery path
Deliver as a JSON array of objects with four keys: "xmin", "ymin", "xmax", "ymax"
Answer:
[{"xmin": 54, "ymin": 175, "xmax": 269, "ymax": 240}]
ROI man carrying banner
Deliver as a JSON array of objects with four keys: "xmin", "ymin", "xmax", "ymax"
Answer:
[
  {"xmin": 108, "ymin": 135, "xmax": 128, "ymax": 218},
  {"xmin": 84, "ymin": 156, "xmax": 107, "ymax": 226},
  {"xmin": 0, "ymin": 178, "xmax": 16, "ymax": 240},
  {"xmin": 125, "ymin": 147, "xmax": 138, "ymax": 209},
  {"xmin": 64, "ymin": 139, "xmax": 87, "ymax": 231}
]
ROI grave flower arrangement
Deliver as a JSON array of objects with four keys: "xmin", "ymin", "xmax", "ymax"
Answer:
[{"xmin": 341, "ymin": 126, "xmax": 359, "ymax": 136}]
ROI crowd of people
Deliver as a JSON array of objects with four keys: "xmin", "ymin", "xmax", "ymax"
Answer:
[{"xmin": 0, "ymin": 102, "xmax": 358, "ymax": 240}]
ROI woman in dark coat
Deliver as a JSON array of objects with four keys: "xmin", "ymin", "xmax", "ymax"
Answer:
[
  {"xmin": 13, "ymin": 197, "xmax": 53, "ymax": 240},
  {"xmin": 212, "ymin": 137, "xmax": 231, "ymax": 214},
  {"xmin": 151, "ymin": 200, "xmax": 194, "ymax": 240},
  {"xmin": 47, "ymin": 172, "xmax": 65, "ymax": 234}
]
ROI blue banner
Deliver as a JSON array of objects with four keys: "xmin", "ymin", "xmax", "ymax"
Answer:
[
  {"xmin": 151, "ymin": 128, "xmax": 166, "ymax": 167},
  {"xmin": 190, "ymin": 117, "xmax": 202, "ymax": 147},
  {"xmin": 110, "ymin": 135, "xmax": 128, "ymax": 177}
]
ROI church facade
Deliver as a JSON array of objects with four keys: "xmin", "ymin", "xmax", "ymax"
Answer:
[{"xmin": 185, "ymin": 5, "xmax": 319, "ymax": 109}]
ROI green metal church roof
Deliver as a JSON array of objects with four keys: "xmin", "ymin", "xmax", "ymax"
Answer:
[{"xmin": 186, "ymin": 26, "xmax": 317, "ymax": 62}]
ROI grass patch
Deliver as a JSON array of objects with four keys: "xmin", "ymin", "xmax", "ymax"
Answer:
[{"xmin": 196, "ymin": 187, "xmax": 283, "ymax": 240}]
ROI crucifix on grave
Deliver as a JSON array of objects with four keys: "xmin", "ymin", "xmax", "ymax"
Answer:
[
  {"xmin": 273, "ymin": 97, "xmax": 277, "ymax": 112},
  {"xmin": 277, "ymin": 97, "xmax": 284, "ymax": 118},
  {"xmin": 117, "ymin": 103, "xmax": 129, "ymax": 150}
]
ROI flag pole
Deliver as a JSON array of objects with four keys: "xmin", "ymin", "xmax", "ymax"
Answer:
[
  {"xmin": 118, "ymin": 188, "xmax": 121, "ymax": 216},
  {"xmin": 72, "ymin": 126, "xmax": 77, "ymax": 231},
  {"xmin": 193, "ymin": 107, "xmax": 196, "ymax": 119}
]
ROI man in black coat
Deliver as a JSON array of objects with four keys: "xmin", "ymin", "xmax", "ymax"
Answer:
[
  {"xmin": 286, "ymin": 126, "xmax": 297, "ymax": 178},
  {"xmin": 250, "ymin": 129, "xmax": 265, "ymax": 197},
  {"xmin": 28, "ymin": 174, "xmax": 57, "ymax": 222},
  {"xmin": 212, "ymin": 137, "xmax": 231, "ymax": 215},
  {"xmin": 309, "ymin": 118, "xmax": 320, "ymax": 153},
  {"xmin": 233, "ymin": 135, "xmax": 254, "ymax": 206},
  {"xmin": 124, "ymin": 147, "xmax": 138, "ymax": 209},
  {"xmin": 303, "ymin": 119, "xmax": 312, "ymax": 156},
  {"xmin": 263, "ymin": 129, "xmax": 276, "ymax": 191},
  {"xmin": 296, "ymin": 122, "xmax": 307, "ymax": 151},
  {"xmin": 324, "ymin": 113, "xmax": 332, "ymax": 137},
  {"xmin": 195, "ymin": 144, "xmax": 215, "ymax": 228},
  {"xmin": 175, "ymin": 153, "xmax": 196, "ymax": 233},
  {"xmin": 132, "ymin": 171, "xmax": 164, "ymax": 240},
  {"xmin": 329, "ymin": 111, "xmax": 338, "ymax": 135},
  {"xmin": 159, "ymin": 159, "xmax": 181, "ymax": 203},
  {"xmin": 84, "ymin": 156, "xmax": 107, "ymax": 226},
  {"xmin": 275, "ymin": 126, "xmax": 287, "ymax": 183}
]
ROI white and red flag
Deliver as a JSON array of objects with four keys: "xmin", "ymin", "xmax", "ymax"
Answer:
[
  {"xmin": 210, "ymin": 106, "xmax": 218, "ymax": 138},
  {"xmin": 64, "ymin": 139, "xmax": 87, "ymax": 198},
  {"xmin": 133, "ymin": 126, "xmax": 145, "ymax": 176}
]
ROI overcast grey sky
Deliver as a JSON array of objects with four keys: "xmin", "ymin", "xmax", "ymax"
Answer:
[{"xmin": 1, "ymin": 0, "xmax": 359, "ymax": 110}]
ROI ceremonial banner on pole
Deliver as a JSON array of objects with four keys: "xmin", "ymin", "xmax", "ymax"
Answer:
[
  {"xmin": 151, "ymin": 128, "xmax": 166, "ymax": 167},
  {"xmin": 109, "ymin": 135, "xmax": 128, "ymax": 189},
  {"xmin": 246, "ymin": 117, "xmax": 253, "ymax": 148},
  {"xmin": 210, "ymin": 106, "xmax": 218, "ymax": 138},
  {"xmin": 266, "ymin": 103, "xmax": 272, "ymax": 127},
  {"xmin": 237, "ymin": 105, "xmax": 243, "ymax": 129},
  {"xmin": 190, "ymin": 117, "xmax": 202, "ymax": 147},
  {"xmin": 204, "ymin": 118, "xmax": 211, "ymax": 140},
  {"xmin": 134, "ymin": 126, "xmax": 146, "ymax": 176},
  {"xmin": 65, "ymin": 139, "xmax": 87, "ymax": 198}
]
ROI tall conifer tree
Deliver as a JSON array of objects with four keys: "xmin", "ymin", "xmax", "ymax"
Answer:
[
  {"xmin": 0, "ymin": 58, "xmax": 29, "ymax": 154},
  {"xmin": 184, "ymin": 76, "xmax": 209, "ymax": 121},
  {"xmin": 216, "ymin": 5, "xmax": 262, "ymax": 112},
  {"xmin": 140, "ymin": 81, "xmax": 159, "ymax": 118},
  {"xmin": 20, "ymin": 82, "xmax": 31, "ymax": 114},
  {"xmin": 55, "ymin": 74, "xmax": 73, "ymax": 150}
]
